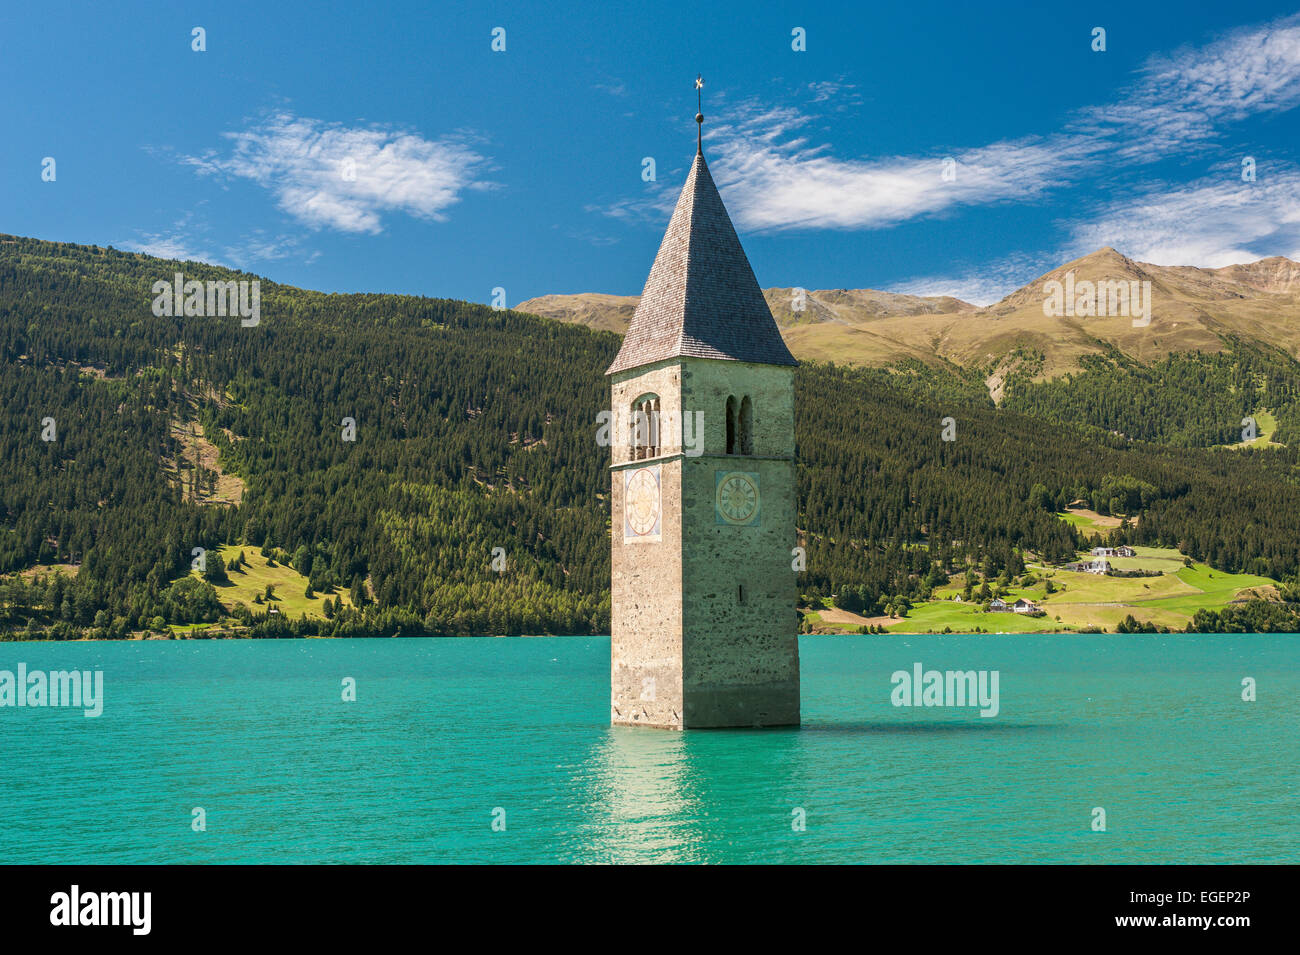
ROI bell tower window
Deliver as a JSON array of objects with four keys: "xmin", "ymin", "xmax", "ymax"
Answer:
[
  {"xmin": 739, "ymin": 396, "xmax": 753, "ymax": 455},
  {"xmin": 632, "ymin": 394, "xmax": 660, "ymax": 459},
  {"xmin": 725, "ymin": 395, "xmax": 737, "ymax": 454}
]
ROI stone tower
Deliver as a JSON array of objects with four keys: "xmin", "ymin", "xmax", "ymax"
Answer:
[{"xmin": 607, "ymin": 124, "xmax": 800, "ymax": 730}]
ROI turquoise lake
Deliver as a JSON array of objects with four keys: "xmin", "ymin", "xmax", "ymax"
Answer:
[{"xmin": 0, "ymin": 634, "xmax": 1295, "ymax": 864}]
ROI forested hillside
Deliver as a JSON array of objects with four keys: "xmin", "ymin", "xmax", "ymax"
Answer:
[
  {"xmin": 3, "ymin": 236, "xmax": 1300, "ymax": 637},
  {"xmin": 1001, "ymin": 343, "xmax": 1300, "ymax": 446}
]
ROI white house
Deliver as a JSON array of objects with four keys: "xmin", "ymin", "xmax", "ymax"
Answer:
[
  {"xmin": 1064, "ymin": 558, "xmax": 1110, "ymax": 574},
  {"xmin": 1013, "ymin": 598, "xmax": 1039, "ymax": 614},
  {"xmin": 1090, "ymin": 545, "xmax": 1135, "ymax": 558}
]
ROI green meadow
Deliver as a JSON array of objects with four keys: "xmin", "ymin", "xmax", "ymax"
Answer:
[
  {"xmin": 1227, "ymin": 409, "xmax": 1281, "ymax": 449},
  {"xmin": 178, "ymin": 545, "xmax": 354, "ymax": 634},
  {"xmin": 870, "ymin": 546, "xmax": 1277, "ymax": 634},
  {"xmin": 1054, "ymin": 507, "xmax": 1128, "ymax": 538}
]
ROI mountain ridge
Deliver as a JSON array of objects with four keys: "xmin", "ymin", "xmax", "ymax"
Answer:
[{"xmin": 518, "ymin": 248, "xmax": 1300, "ymax": 380}]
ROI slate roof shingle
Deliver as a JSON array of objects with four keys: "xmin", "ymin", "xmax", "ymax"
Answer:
[{"xmin": 606, "ymin": 149, "xmax": 798, "ymax": 375}]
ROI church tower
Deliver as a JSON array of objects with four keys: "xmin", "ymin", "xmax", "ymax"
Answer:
[{"xmin": 607, "ymin": 84, "xmax": 800, "ymax": 729}]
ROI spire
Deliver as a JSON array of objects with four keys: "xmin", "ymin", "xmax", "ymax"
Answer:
[
  {"xmin": 606, "ymin": 105, "xmax": 797, "ymax": 375},
  {"xmin": 695, "ymin": 74, "xmax": 704, "ymax": 154}
]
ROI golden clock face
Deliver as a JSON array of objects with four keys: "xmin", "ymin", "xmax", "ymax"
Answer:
[
  {"xmin": 624, "ymin": 466, "xmax": 661, "ymax": 539},
  {"xmin": 715, "ymin": 471, "xmax": 759, "ymax": 525}
]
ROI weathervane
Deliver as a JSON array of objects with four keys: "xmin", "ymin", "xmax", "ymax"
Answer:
[{"xmin": 695, "ymin": 74, "xmax": 704, "ymax": 153}]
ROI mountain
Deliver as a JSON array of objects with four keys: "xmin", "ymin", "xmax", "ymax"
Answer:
[
  {"xmin": 517, "ymin": 287, "xmax": 978, "ymax": 368},
  {"xmin": 513, "ymin": 293, "xmax": 639, "ymax": 334},
  {"xmin": 981, "ymin": 247, "xmax": 1300, "ymax": 379},
  {"xmin": 519, "ymin": 248, "xmax": 1300, "ymax": 388},
  {"xmin": 3, "ymin": 234, "xmax": 1300, "ymax": 639}
]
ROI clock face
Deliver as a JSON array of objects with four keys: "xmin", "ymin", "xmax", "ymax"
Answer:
[
  {"xmin": 715, "ymin": 471, "xmax": 760, "ymax": 526},
  {"xmin": 624, "ymin": 466, "xmax": 661, "ymax": 541}
]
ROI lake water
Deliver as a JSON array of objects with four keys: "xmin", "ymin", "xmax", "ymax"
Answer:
[{"xmin": 1, "ymin": 634, "xmax": 1295, "ymax": 864}]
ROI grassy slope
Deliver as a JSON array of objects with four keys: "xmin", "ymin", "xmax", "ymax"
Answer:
[
  {"xmin": 1056, "ymin": 508, "xmax": 1128, "ymax": 537},
  {"xmin": 875, "ymin": 547, "xmax": 1276, "ymax": 634},
  {"xmin": 1226, "ymin": 409, "xmax": 1282, "ymax": 449},
  {"xmin": 184, "ymin": 545, "xmax": 354, "ymax": 625}
]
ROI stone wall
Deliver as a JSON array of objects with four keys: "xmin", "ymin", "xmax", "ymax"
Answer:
[
  {"xmin": 609, "ymin": 357, "xmax": 800, "ymax": 729},
  {"xmin": 610, "ymin": 361, "xmax": 684, "ymax": 728},
  {"xmin": 679, "ymin": 359, "xmax": 800, "ymax": 727}
]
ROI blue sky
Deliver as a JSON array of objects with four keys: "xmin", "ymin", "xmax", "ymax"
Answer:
[{"xmin": 2, "ymin": 1, "xmax": 1299, "ymax": 306}]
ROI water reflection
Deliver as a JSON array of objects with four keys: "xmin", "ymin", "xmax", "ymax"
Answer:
[
  {"xmin": 578, "ymin": 727, "xmax": 703, "ymax": 863},
  {"xmin": 577, "ymin": 724, "xmax": 810, "ymax": 864}
]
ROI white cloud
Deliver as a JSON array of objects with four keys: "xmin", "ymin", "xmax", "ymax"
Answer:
[
  {"xmin": 119, "ymin": 210, "xmax": 222, "ymax": 265},
  {"xmin": 1066, "ymin": 166, "xmax": 1300, "ymax": 267},
  {"xmin": 119, "ymin": 215, "xmax": 321, "ymax": 269},
  {"xmin": 708, "ymin": 107, "xmax": 1071, "ymax": 232},
  {"xmin": 119, "ymin": 233, "xmax": 220, "ymax": 265},
  {"xmin": 183, "ymin": 112, "xmax": 492, "ymax": 234},
  {"xmin": 692, "ymin": 15, "xmax": 1300, "ymax": 233},
  {"xmin": 805, "ymin": 79, "xmax": 862, "ymax": 107},
  {"xmin": 887, "ymin": 165, "xmax": 1300, "ymax": 305},
  {"xmin": 889, "ymin": 253, "xmax": 1055, "ymax": 307},
  {"xmin": 1080, "ymin": 16, "xmax": 1300, "ymax": 157}
]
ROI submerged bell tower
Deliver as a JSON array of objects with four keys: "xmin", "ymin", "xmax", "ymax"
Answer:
[{"xmin": 607, "ymin": 78, "xmax": 800, "ymax": 729}]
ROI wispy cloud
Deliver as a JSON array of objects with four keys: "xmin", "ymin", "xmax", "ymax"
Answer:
[
  {"xmin": 119, "ymin": 210, "xmax": 222, "ymax": 265},
  {"xmin": 120, "ymin": 232, "xmax": 220, "ymax": 265},
  {"xmin": 887, "ymin": 164, "xmax": 1300, "ymax": 305},
  {"xmin": 709, "ymin": 107, "xmax": 1068, "ymax": 232},
  {"xmin": 805, "ymin": 79, "xmax": 862, "ymax": 108},
  {"xmin": 182, "ymin": 112, "xmax": 493, "ymax": 234},
  {"xmin": 589, "ymin": 17, "xmax": 1300, "ymax": 304},
  {"xmin": 1074, "ymin": 16, "xmax": 1300, "ymax": 158},
  {"xmin": 1066, "ymin": 164, "xmax": 1300, "ymax": 267},
  {"xmin": 119, "ymin": 211, "xmax": 323, "ymax": 269},
  {"xmin": 889, "ymin": 252, "xmax": 1057, "ymax": 307},
  {"xmin": 675, "ymin": 15, "xmax": 1300, "ymax": 233}
]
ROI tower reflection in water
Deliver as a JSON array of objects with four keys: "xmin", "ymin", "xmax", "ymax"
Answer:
[{"xmin": 577, "ymin": 724, "xmax": 809, "ymax": 864}]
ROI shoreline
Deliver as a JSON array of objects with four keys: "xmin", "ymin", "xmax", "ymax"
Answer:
[{"xmin": 3, "ymin": 630, "xmax": 1296, "ymax": 643}]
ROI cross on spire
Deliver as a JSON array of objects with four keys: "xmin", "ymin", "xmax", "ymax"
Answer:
[{"xmin": 695, "ymin": 74, "xmax": 704, "ymax": 153}]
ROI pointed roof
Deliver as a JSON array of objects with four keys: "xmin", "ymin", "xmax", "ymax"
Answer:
[{"xmin": 605, "ymin": 150, "xmax": 797, "ymax": 375}]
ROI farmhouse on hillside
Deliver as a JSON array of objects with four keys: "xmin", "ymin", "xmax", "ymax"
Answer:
[
  {"xmin": 1090, "ymin": 545, "xmax": 1136, "ymax": 558},
  {"xmin": 1064, "ymin": 558, "xmax": 1110, "ymax": 574}
]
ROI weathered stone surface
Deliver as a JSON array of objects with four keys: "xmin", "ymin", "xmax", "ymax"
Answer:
[
  {"xmin": 610, "ymin": 359, "xmax": 799, "ymax": 729},
  {"xmin": 608, "ymin": 144, "xmax": 800, "ymax": 730}
]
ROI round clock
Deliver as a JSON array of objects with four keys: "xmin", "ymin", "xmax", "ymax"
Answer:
[
  {"xmin": 625, "ymin": 467, "xmax": 661, "ymax": 536},
  {"xmin": 716, "ymin": 472, "xmax": 759, "ymax": 525}
]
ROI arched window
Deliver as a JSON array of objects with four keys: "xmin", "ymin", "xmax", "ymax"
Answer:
[
  {"xmin": 631, "ymin": 394, "xmax": 660, "ymax": 459},
  {"xmin": 725, "ymin": 395, "xmax": 737, "ymax": 454},
  {"xmin": 739, "ymin": 396, "xmax": 754, "ymax": 455}
]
